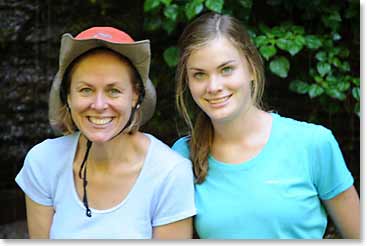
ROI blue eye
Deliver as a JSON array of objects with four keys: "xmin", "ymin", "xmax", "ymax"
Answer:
[{"xmin": 222, "ymin": 66, "xmax": 233, "ymax": 75}]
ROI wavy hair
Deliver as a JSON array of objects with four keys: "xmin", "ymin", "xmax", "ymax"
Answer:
[{"xmin": 175, "ymin": 12, "xmax": 265, "ymax": 183}]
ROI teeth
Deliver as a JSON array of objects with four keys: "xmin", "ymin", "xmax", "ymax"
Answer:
[
  {"xmin": 89, "ymin": 117, "xmax": 112, "ymax": 125},
  {"xmin": 208, "ymin": 96, "xmax": 230, "ymax": 104}
]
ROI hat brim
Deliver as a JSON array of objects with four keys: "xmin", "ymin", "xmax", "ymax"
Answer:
[{"xmin": 49, "ymin": 34, "xmax": 156, "ymax": 134}]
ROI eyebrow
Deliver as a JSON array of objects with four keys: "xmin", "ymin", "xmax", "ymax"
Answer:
[
  {"xmin": 188, "ymin": 60, "xmax": 236, "ymax": 71},
  {"xmin": 74, "ymin": 81, "xmax": 123, "ymax": 87}
]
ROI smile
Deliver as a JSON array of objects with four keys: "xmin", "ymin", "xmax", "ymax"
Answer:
[
  {"xmin": 88, "ymin": 117, "xmax": 113, "ymax": 125},
  {"xmin": 206, "ymin": 95, "xmax": 232, "ymax": 105}
]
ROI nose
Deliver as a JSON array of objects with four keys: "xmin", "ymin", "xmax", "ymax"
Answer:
[
  {"xmin": 206, "ymin": 75, "xmax": 222, "ymax": 94},
  {"xmin": 91, "ymin": 92, "xmax": 108, "ymax": 111}
]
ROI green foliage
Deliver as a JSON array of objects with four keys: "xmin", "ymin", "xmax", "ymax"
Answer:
[
  {"xmin": 143, "ymin": 0, "xmax": 360, "ymax": 117},
  {"xmin": 163, "ymin": 46, "xmax": 179, "ymax": 67}
]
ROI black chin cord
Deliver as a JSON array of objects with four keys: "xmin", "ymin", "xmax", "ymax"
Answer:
[
  {"xmin": 79, "ymin": 140, "xmax": 92, "ymax": 217},
  {"xmin": 78, "ymin": 101, "xmax": 141, "ymax": 218}
]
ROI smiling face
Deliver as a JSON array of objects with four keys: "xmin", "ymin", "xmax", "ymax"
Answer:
[
  {"xmin": 186, "ymin": 36, "xmax": 254, "ymax": 124},
  {"xmin": 67, "ymin": 50, "xmax": 138, "ymax": 143}
]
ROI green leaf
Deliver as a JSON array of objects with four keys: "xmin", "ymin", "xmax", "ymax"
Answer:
[
  {"xmin": 270, "ymin": 26, "xmax": 285, "ymax": 36},
  {"xmin": 354, "ymin": 102, "xmax": 360, "ymax": 117},
  {"xmin": 185, "ymin": 0, "xmax": 204, "ymax": 20},
  {"xmin": 332, "ymin": 32, "xmax": 341, "ymax": 41},
  {"xmin": 259, "ymin": 23, "xmax": 272, "ymax": 37},
  {"xmin": 164, "ymin": 4, "xmax": 179, "ymax": 21},
  {"xmin": 160, "ymin": 0, "xmax": 172, "ymax": 6},
  {"xmin": 259, "ymin": 45, "xmax": 277, "ymax": 60},
  {"xmin": 162, "ymin": 18, "xmax": 176, "ymax": 34},
  {"xmin": 269, "ymin": 56, "xmax": 290, "ymax": 78},
  {"xmin": 352, "ymin": 78, "xmax": 360, "ymax": 86},
  {"xmin": 205, "ymin": 0, "xmax": 224, "ymax": 13},
  {"xmin": 336, "ymin": 81, "xmax": 350, "ymax": 92},
  {"xmin": 305, "ymin": 35, "xmax": 322, "ymax": 49},
  {"xmin": 308, "ymin": 84, "xmax": 324, "ymax": 98},
  {"xmin": 315, "ymin": 51, "xmax": 327, "ymax": 61},
  {"xmin": 329, "ymin": 10, "xmax": 342, "ymax": 22},
  {"xmin": 290, "ymin": 25, "xmax": 305, "ymax": 35},
  {"xmin": 352, "ymin": 87, "xmax": 360, "ymax": 101},
  {"xmin": 339, "ymin": 47, "xmax": 350, "ymax": 58},
  {"xmin": 340, "ymin": 61, "xmax": 351, "ymax": 72},
  {"xmin": 255, "ymin": 35, "xmax": 268, "ymax": 47},
  {"xmin": 289, "ymin": 80, "xmax": 309, "ymax": 94},
  {"xmin": 276, "ymin": 38, "xmax": 291, "ymax": 51},
  {"xmin": 144, "ymin": 17, "xmax": 162, "ymax": 31},
  {"xmin": 317, "ymin": 62, "xmax": 331, "ymax": 76},
  {"xmin": 331, "ymin": 57, "xmax": 341, "ymax": 67},
  {"xmin": 326, "ymin": 74, "xmax": 338, "ymax": 83},
  {"xmin": 144, "ymin": 0, "xmax": 161, "ymax": 12},
  {"xmin": 238, "ymin": 0, "xmax": 252, "ymax": 9},
  {"xmin": 326, "ymin": 88, "xmax": 346, "ymax": 101},
  {"xmin": 163, "ymin": 46, "xmax": 179, "ymax": 67},
  {"xmin": 288, "ymin": 35, "xmax": 305, "ymax": 56}
]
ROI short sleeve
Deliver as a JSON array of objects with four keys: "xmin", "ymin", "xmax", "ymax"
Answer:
[
  {"xmin": 15, "ymin": 142, "xmax": 53, "ymax": 206},
  {"xmin": 152, "ymin": 159, "xmax": 196, "ymax": 226},
  {"xmin": 171, "ymin": 136, "xmax": 190, "ymax": 159},
  {"xmin": 311, "ymin": 127, "xmax": 354, "ymax": 200}
]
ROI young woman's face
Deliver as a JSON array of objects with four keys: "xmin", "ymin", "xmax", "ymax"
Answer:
[
  {"xmin": 186, "ymin": 36, "xmax": 254, "ymax": 124},
  {"xmin": 67, "ymin": 50, "xmax": 138, "ymax": 143}
]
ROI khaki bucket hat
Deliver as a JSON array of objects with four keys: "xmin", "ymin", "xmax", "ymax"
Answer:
[{"xmin": 49, "ymin": 26, "xmax": 156, "ymax": 134}]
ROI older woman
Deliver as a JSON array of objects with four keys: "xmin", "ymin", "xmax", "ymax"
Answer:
[{"xmin": 16, "ymin": 26, "xmax": 196, "ymax": 239}]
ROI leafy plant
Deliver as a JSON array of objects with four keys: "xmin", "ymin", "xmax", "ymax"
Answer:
[{"xmin": 143, "ymin": 0, "xmax": 359, "ymax": 117}]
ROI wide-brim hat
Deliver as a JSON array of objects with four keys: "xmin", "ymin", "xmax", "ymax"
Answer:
[{"xmin": 49, "ymin": 26, "xmax": 156, "ymax": 134}]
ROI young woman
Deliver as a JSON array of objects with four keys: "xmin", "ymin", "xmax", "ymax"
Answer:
[
  {"xmin": 15, "ymin": 26, "xmax": 196, "ymax": 239},
  {"xmin": 172, "ymin": 12, "xmax": 359, "ymax": 239}
]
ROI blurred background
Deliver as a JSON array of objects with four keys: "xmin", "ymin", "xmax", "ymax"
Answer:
[{"xmin": 0, "ymin": 0, "xmax": 359, "ymax": 238}]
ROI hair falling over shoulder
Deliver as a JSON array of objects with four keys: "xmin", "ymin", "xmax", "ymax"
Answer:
[{"xmin": 175, "ymin": 12, "xmax": 265, "ymax": 183}]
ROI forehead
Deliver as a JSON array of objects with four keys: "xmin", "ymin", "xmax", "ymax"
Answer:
[
  {"xmin": 70, "ymin": 49, "xmax": 135, "ymax": 80},
  {"xmin": 187, "ymin": 36, "xmax": 243, "ymax": 67}
]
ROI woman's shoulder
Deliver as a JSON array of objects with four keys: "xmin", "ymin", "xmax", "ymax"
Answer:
[
  {"xmin": 273, "ymin": 112, "xmax": 332, "ymax": 139},
  {"xmin": 26, "ymin": 133, "xmax": 79, "ymax": 163},
  {"xmin": 145, "ymin": 133, "xmax": 191, "ymax": 167},
  {"xmin": 171, "ymin": 136, "xmax": 190, "ymax": 159}
]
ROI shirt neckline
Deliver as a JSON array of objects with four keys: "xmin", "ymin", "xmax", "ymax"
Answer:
[
  {"xmin": 208, "ymin": 112, "xmax": 279, "ymax": 171},
  {"xmin": 68, "ymin": 132, "xmax": 153, "ymax": 214}
]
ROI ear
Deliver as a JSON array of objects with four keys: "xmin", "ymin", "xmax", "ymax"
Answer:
[
  {"xmin": 132, "ymin": 90, "xmax": 139, "ymax": 107},
  {"xmin": 66, "ymin": 95, "xmax": 71, "ymax": 109}
]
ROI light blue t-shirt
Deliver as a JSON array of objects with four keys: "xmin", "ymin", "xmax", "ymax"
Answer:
[
  {"xmin": 16, "ymin": 132, "xmax": 196, "ymax": 239},
  {"xmin": 172, "ymin": 113, "xmax": 354, "ymax": 239}
]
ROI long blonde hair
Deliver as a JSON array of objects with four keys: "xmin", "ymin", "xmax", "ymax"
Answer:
[{"xmin": 175, "ymin": 12, "xmax": 265, "ymax": 183}]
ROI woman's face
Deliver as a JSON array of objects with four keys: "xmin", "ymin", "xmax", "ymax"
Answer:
[
  {"xmin": 67, "ymin": 50, "xmax": 138, "ymax": 143},
  {"xmin": 186, "ymin": 36, "xmax": 254, "ymax": 124}
]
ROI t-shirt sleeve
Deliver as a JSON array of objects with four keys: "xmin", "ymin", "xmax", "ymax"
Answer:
[
  {"xmin": 311, "ymin": 127, "xmax": 354, "ymax": 200},
  {"xmin": 171, "ymin": 136, "xmax": 190, "ymax": 159},
  {"xmin": 15, "ymin": 141, "xmax": 53, "ymax": 206},
  {"xmin": 152, "ymin": 159, "xmax": 196, "ymax": 226}
]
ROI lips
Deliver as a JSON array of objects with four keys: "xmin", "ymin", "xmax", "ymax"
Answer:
[
  {"xmin": 88, "ymin": 116, "xmax": 113, "ymax": 125},
  {"xmin": 205, "ymin": 95, "xmax": 232, "ymax": 105}
]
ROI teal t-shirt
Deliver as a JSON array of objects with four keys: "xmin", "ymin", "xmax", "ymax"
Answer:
[{"xmin": 171, "ymin": 113, "xmax": 354, "ymax": 239}]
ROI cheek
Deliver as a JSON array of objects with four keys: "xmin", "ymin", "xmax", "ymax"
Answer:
[
  {"xmin": 68, "ymin": 94, "xmax": 90, "ymax": 112},
  {"xmin": 188, "ymin": 80, "xmax": 204, "ymax": 99}
]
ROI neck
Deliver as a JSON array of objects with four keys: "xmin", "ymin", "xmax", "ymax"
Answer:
[
  {"xmin": 79, "ymin": 132, "xmax": 140, "ymax": 168},
  {"xmin": 212, "ymin": 106, "xmax": 268, "ymax": 145}
]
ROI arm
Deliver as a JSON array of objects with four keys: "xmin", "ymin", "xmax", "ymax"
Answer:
[
  {"xmin": 323, "ymin": 185, "xmax": 360, "ymax": 239},
  {"xmin": 153, "ymin": 217, "xmax": 193, "ymax": 239},
  {"xmin": 25, "ymin": 195, "xmax": 54, "ymax": 239}
]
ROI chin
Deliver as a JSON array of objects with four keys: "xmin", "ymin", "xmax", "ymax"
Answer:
[{"xmin": 82, "ymin": 131, "xmax": 120, "ymax": 144}]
